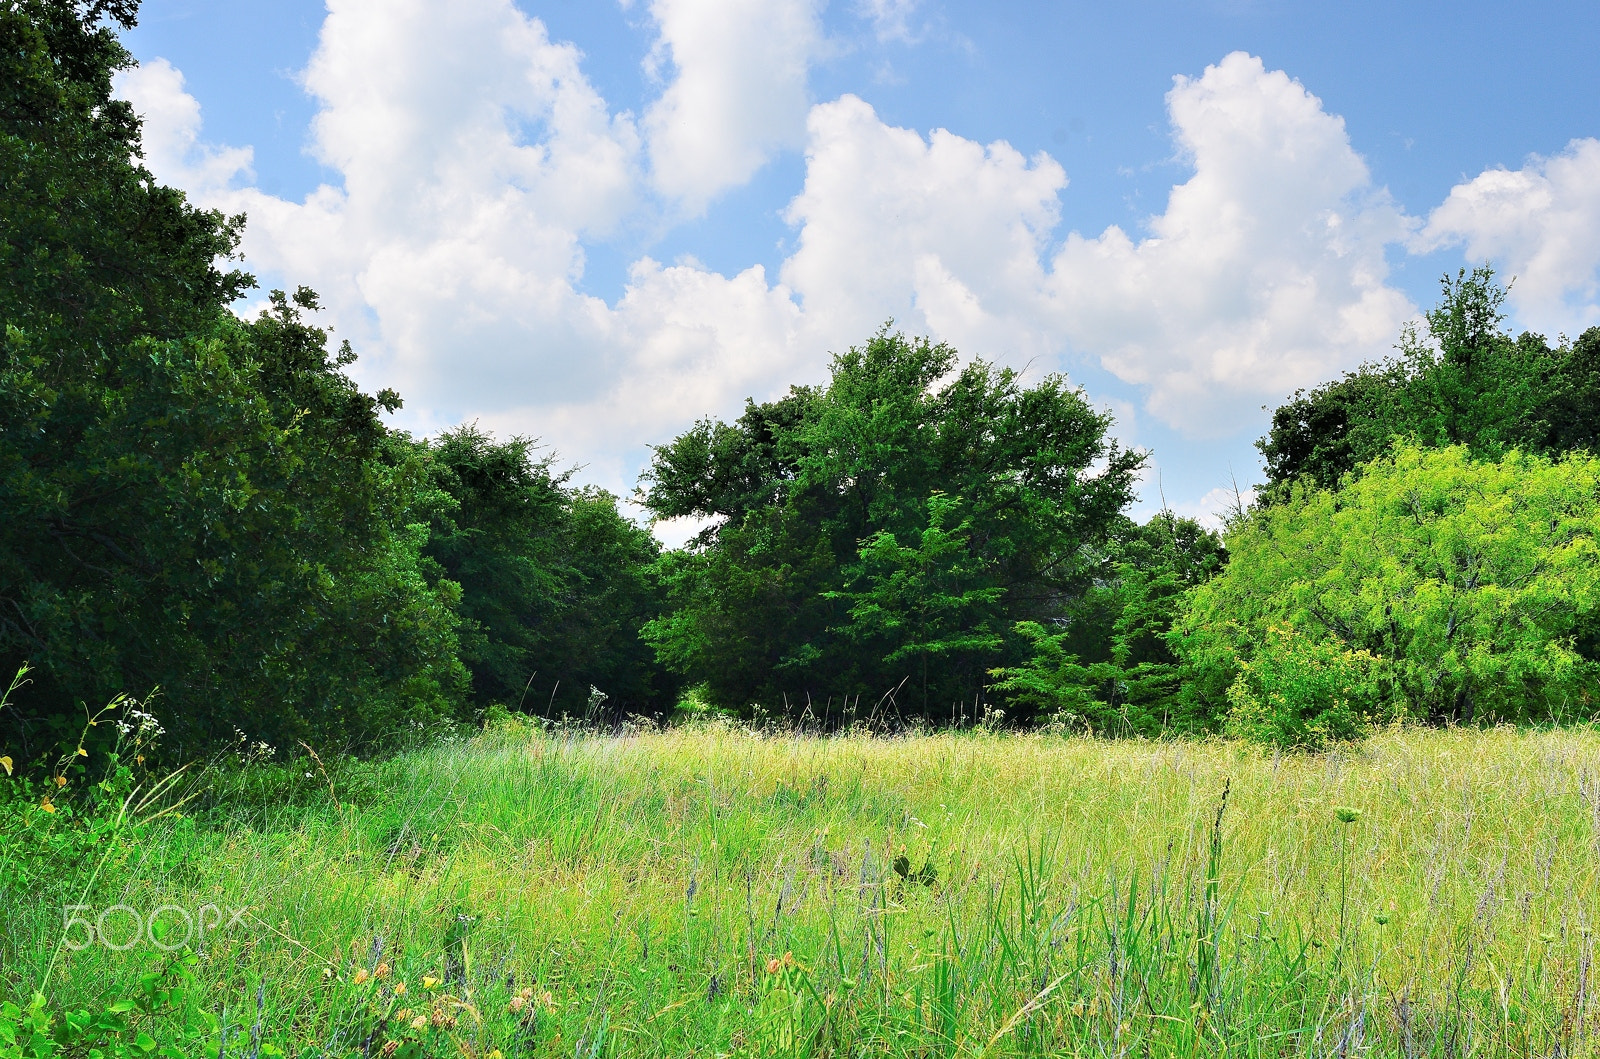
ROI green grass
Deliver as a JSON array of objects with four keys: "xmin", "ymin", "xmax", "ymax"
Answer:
[{"xmin": 6, "ymin": 722, "xmax": 1600, "ymax": 1056}]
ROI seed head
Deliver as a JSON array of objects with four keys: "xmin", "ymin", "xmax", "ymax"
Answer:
[{"xmin": 1334, "ymin": 806, "xmax": 1361, "ymax": 824}]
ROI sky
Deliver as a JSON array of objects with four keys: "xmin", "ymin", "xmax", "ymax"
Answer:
[{"xmin": 113, "ymin": 0, "xmax": 1600, "ymax": 538}]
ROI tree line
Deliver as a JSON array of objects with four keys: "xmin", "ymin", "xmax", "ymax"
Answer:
[{"xmin": 4, "ymin": 0, "xmax": 1599, "ymax": 759}]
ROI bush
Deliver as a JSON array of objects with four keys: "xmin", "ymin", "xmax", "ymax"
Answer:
[
  {"xmin": 1222, "ymin": 626, "xmax": 1384, "ymax": 749},
  {"xmin": 1177, "ymin": 443, "xmax": 1600, "ymax": 727}
]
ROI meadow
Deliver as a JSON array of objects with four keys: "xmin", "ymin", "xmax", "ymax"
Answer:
[{"xmin": 6, "ymin": 722, "xmax": 1600, "ymax": 1057}]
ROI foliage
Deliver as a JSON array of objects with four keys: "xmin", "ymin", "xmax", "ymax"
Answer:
[
  {"xmin": 1178, "ymin": 442, "xmax": 1600, "ymax": 725},
  {"xmin": 1, "ymin": 1, "xmax": 467, "ymax": 753},
  {"xmin": 1257, "ymin": 267, "xmax": 1600, "ymax": 497},
  {"xmin": 989, "ymin": 511, "xmax": 1227, "ymax": 734},
  {"xmin": 1, "ymin": 955, "xmax": 219, "ymax": 1059},
  {"xmin": 1221, "ymin": 625, "xmax": 1384, "ymax": 749},
  {"xmin": 419, "ymin": 426, "xmax": 676, "ymax": 718},
  {"xmin": 641, "ymin": 328, "xmax": 1143, "ymax": 722}
]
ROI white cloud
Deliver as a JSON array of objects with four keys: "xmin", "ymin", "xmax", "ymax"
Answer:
[
  {"xmin": 119, "ymin": 0, "xmax": 645, "ymax": 425},
  {"xmin": 1416, "ymin": 138, "xmax": 1600, "ymax": 335},
  {"xmin": 857, "ymin": 0, "xmax": 922, "ymax": 42},
  {"xmin": 642, "ymin": 0, "xmax": 825, "ymax": 211},
  {"xmin": 1045, "ymin": 52, "xmax": 1416, "ymax": 433},
  {"xmin": 126, "ymin": 20, "xmax": 1548, "ymax": 523},
  {"xmin": 781, "ymin": 94, "xmax": 1066, "ymax": 358},
  {"xmin": 117, "ymin": 59, "xmax": 256, "ymax": 194}
]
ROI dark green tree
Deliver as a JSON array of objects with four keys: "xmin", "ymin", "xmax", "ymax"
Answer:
[
  {"xmin": 641, "ymin": 328, "xmax": 1143, "ymax": 724},
  {"xmin": 1256, "ymin": 267, "xmax": 1599, "ymax": 498},
  {"xmin": 1, "ymin": 1, "xmax": 466, "ymax": 755},
  {"xmin": 421, "ymin": 426, "xmax": 677, "ymax": 719},
  {"xmin": 990, "ymin": 511, "xmax": 1226, "ymax": 734}
]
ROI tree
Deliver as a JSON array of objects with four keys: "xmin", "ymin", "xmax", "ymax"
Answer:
[
  {"xmin": 989, "ymin": 511, "xmax": 1226, "ymax": 734},
  {"xmin": 421, "ymin": 426, "xmax": 677, "ymax": 719},
  {"xmin": 1256, "ymin": 268, "xmax": 1594, "ymax": 498},
  {"xmin": 641, "ymin": 328, "xmax": 1143, "ymax": 723},
  {"xmin": 1, "ymin": 2, "xmax": 466, "ymax": 754},
  {"xmin": 1177, "ymin": 443, "xmax": 1600, "ymax": 727}
]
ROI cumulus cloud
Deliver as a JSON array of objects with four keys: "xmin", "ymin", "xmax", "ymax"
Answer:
[
  {"xmin": 781, "ymin": 94, "xmax": 1065, "ymax": 358},
  {"xmin": 1045, "ymin": 52, "xmax": 1416, "ymax": 433},
  {"xmin": 1417, "ymin": 138, "xmax": 1600, "ymax": 334},
  {"xmin": 126, "ymin": 14, "xmax": 1591, "ymax": 518},
  {"xmin": 117, "ymin": 58, "xmax": 256, "ymax": 194},
  {"xmin": 642, "ymin": 0, "xmax": 825, "ymax": 211},
  {"xmin": 115, "ymin": 0, "xmax": 818, "ymax": 486}
]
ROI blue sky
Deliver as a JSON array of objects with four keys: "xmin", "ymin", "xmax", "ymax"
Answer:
[{"xmin": 117, "ymin": 0, "xmax": 1600, "ymax": 533}]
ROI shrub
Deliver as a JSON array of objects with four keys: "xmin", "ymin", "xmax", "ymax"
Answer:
[
  {"xmin": 1177, "ymin": 443, "xmax": 1600, "ymax": 726},
  {"xmin": 1222, "ymin": 626, "xmax": 1384, "ymax": 749}
]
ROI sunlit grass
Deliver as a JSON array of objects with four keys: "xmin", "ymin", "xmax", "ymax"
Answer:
[{"xmin": 7, "ymin": 723, "xmax": 1600, "ymax": 1056}]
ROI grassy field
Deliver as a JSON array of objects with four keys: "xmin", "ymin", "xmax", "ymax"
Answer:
[{"xmin": 6, "ymin": 722, "xmax": 1600, "ymax": 1056}]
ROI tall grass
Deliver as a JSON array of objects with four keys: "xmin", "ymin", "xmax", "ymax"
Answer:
[{"xmin": 5, "ymin": 723, "xmax": 1600, "ymax": 1056}]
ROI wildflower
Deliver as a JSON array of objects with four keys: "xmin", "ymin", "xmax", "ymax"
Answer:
[
  {"xmin": 53, "ymin": 775, "xmax": 66, "ymax": 787},
  {"xmin": 1334, "ymin": 806, "xmax": 1361, "ymax": 824},
  {"xmin": 410, "ymin": 1015, "xmax": 428, "ymax": 1031},
  {"xmin": 322, "ymin": 967, "xmax": 336, "ymax": 980},
  {"xmin": 379, "ymin": 1042, "xmax": 399, "ymax": 1059},
  {"xmin": 488, "ymin": 1051, "xmax": 504, "ymax": 1059},
  {"xmin": 0, "ymin": 756, "xmax": 11, "ymax": 776},
  {"xmin": 76, "ymin": 747, "xmax": 87, "ymax": 758},
  {"xmin": 765, "ymin": 958, "xmax": 782, "ymax": 975},
  {"xmin": 509, "ymin": 995, "xmax": 528, "ymax": 1014},
  {"xmin": 353, "ymin": 968, "xmax": 370, "ymax": 985},
  {"xmin": 1374, "ymin": 914, "xmax": 1390, "ymax": 925},
  {"xmin": 422, "ymin": 976, "xmax": 440, "ymax": 990},
  {"xmin": 393, "ymin": 981, "xmax": 406, "ymax": 995},
  {"xmin": 395, "ymin": 1009, "xmax": 412, "ymax": 1021},
  {"xmin": 374, "ymin": 962, "xmax": 390, "ymax": 980},
  {"xmin": 39, "ymin": 798, "xmax": 55, "ymax": 814},
  {"xmin": 518, "ymin": 987, "xmax": 534, "ymax": 1000}
]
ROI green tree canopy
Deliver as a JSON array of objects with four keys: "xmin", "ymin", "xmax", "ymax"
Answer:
[
  {"xmin": 1178, "ymin": 443, "xmax": 1600, "ymax": 728},
  {"xmin": 640, "ymin": 328, "xmax": 1143, "ymax": 723},
  {"xmin": 420, "ymin": 425, "xmax": 677, "ymax": 719},
  {"xmin": 1, "ymin": 1, "xmax": 465, "ymax": 755}
]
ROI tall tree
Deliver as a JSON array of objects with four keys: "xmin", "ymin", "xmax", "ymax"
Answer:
[
  {"xmin": 1, "ymin": 2, "xmax": 466, "ymax": 754},
  {"xmin": 641, "ymin": 328, "xmax": 1143, "ymax": 723},
  {"xmin": 420, "ymin": 426, "xmax": 677, "ymax": 719}
]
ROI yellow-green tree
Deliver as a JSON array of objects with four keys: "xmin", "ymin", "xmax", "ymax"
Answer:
[{"xmin": 1177, "ymin": 443, "xmax": 1600, "ymax": 729}]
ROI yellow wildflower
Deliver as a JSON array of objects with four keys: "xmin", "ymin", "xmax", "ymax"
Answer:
[{"xmin": 353, "ymin": 968, "xmax": 370, "ymax": 985}]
